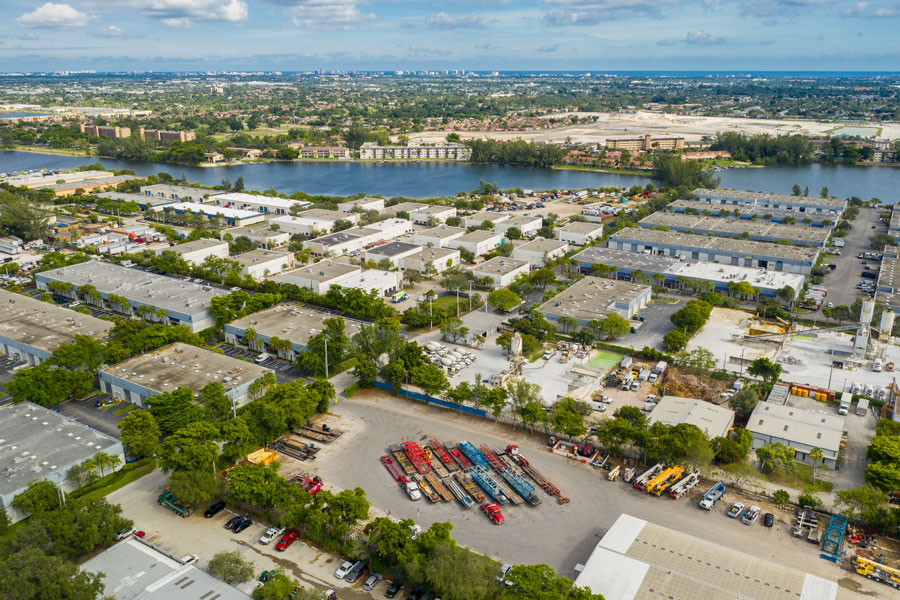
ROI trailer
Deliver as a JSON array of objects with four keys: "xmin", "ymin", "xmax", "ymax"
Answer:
[
  {"xmin": 632, "ymin": 463, "xmax": 664, "ymax": 490},
  {"xmin": 453, "ymin": 471, "xmax": 486, "ymax": 503},
  {"xmin": 505, "ymin": 445, "xmax": 570, "ymax": 504},
  {"xmin": 389, "ymin": 444, "xmax": 417, "ymax": 477},
  {"xmin": 429, "ymin": 439, "xmax": 459, "ymax": 472},
  {"xmin": 607, "ymin": 466, "xmax": 621, "ymax": 481},
  {"xmin": 479, "ymin": 444, "xmax": 507, "ymax": 472},
  {"xmin": 448, "ymin": 444, "xmax": 474, "ymax": 471},
  {"xmin": 459, "ymin": 441, "xmax": 492, "ymax": 471},
  {"xmin": 292, "ymin": 427, "xmax": 331, "ymax": 444},
  {"xmin": 444, "ymin": 476, "xmax": 476, "ymax": 509},
  {"xmin": 470, "ymin": 465, "xmax": 509, "ymax": 504},
  {"xmin": 401, "ymin": 441, "xmax": 432, "ymax": 475},
  {"xmin": 429, "ymin": 458, "xmax": 450, "ymax": 479},
  {"xmin": 500, "ymin": 468, "xmax": 540, "ymax": 506},
  {"xmin": 699, "ymin": 481, "xmax": 726, "ymax": 510},
  {"xmin": 157, "ymin": 491, "xmax": 193, "ymax": 518},
  {"xmin": 380, "ymin": 455, "xmax": 408, "ymax": 484},
  {"xmin": 269, "ymin": 438, "xmax": 320, "ymax": 461},
  {"xmin": 668, "ymin": 472, "xmax": 700, "ymax": 499},
  {"xmin": 290, "ymin": 473, "xmax": 323, "ymax": 495},
  {"xmin": 425, "ymin": 472, "xmax": 454, "ymax": 502},
  {"xmin": 414, "ymin": 474, "xmax": 440, "ymax": 502}
]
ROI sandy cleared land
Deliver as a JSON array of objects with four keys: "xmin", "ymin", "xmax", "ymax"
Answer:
[{"xmin": 408, "ymin": 111, "xmax": 900, "ymax": 145}]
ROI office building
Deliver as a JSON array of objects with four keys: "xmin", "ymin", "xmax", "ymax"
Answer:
[
  {"xmin": 233, "ymin": 249, "xmax": 295, "ymax": 279},
  {"xmin": 463, "ymin": 212, "xmax": 510, "ymax": 228},
  {"xmin": 338, "ymin": 197, "xmax": 386, "ymax": 213},
  {"xmin": 281, "ymin": 261, "xmax": 361, "ymax": 294},
  {"xmin": 383, "ymin": 202, "xmax": 428, "ymax": 217},
  {"xmin": 495, "ymin": 215, "xmax": 543, "ymax": 238},
  {"xmin": 512, "ymin": 239, "xmax": 569, "ymax": 266},
  {"xmin": 222, "ymin": 224, "xmax": 290, "ymax": 248},
  {"xmin": 329, "ymin": 268, "xmax": 401, "ymax": 297},
  {"xmin": 471, "ymin": 257, "xmax": 531, "ymax": 288},
  {"xmin": 666, "ymin": 199, "xmax": 838, "ymax": 226},
  {"xmin": 556, "ymin": 221, "xmax": 604, "ymax": 246},
  {"xmin": 747, "ymin": 402, "xmax": 845, "ymax": 468},
  {"xmin": 137, "ymin": 128, "xmax": 196, "ymax": 143},
  {"xmin": 538, "ymin": 277, "xmax": 651, "ymax": 327},
  {"xmin": 401, "ymin": 246, "xmax": 460, "ymax": 273},
  {"xmin": 363, "ymin": 241, "xmax": 423, "ymax": 268},
  {"xmin": 413, "ymin": 225, "xmax": 466, "ymax": 248},
  {"xmin": 155, "ymin": 238, "xmax": 229, "ymax": 266},
  {"xmin": 409, "ymin": 205, "xmax": 458, "ymax": 225},
  {"xmin": 79, "ymin": 124, "xmax": 131, "ymax": 139},
  {"xmin": 447, "ymin": 230, "xmax": 505, "ymax": 256},
  {"xmin": 213, "ymin": 193, "xmax": 310, "ymax": 216},
  {"xmin": 605, "ymin": 134, "xmax": 684, "ymax": 151}
]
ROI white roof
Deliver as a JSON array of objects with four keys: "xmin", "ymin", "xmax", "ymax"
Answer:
[
  {"xmin": 748, "ymin": 402, "xmax": 845, "ymax": 452},
  {"xmin": 163, "ymin": 202, "xmax": 260, "ymax": 219},
  {"xmin": 215, "ymin": 192, "xmax": 304, "ymax": 209}
]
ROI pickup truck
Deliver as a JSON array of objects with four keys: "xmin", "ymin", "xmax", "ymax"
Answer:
[
  {"xmin": 727, "ymin": 502, "xmax": 745, "ymax": 518},
  {"xmin": 741, "ymin": 505, "xmax": 760, "ymax": 525},
  {"xmin": 405, "ymin": 481, "xmax": 422, "ymax": 501}
]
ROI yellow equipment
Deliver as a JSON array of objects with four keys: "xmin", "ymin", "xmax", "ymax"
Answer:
[
  {"xmin": 645, "ymin": 465, "xmax": 684, "ymax": 496},
  {"xmin": 854, "ymin": 554, "xmax": 900, "ymax": 588}
]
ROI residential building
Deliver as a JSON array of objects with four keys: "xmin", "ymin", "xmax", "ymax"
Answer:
[
  {"xmin": 213, "ymin": 192, "xmax": 311, "ymax": 216},
  {"xmin": 605, "ymin": 134, "xmax": 685, "ymax": 151},
  {"xmin": 296, "ymin": 146, "xmax": 350, "ymax": 159},
  {"xmin": 463, "ymin": 212, "xmax": 509, "ymax": 228},
  {"xmin": 471, "ymin": 257, "xmax": 531, "ymax": 288},
  {"xmin": 363, "ymin": 241, "xmax": 423, "ymax": 268},
  {"xmin": 637, "ymin": 212, "xmax": 830, "ymax": 248},
  {"xmin": 0, "ymin": 402, "xmax": 125, "ymax": 524},
  {"xmin": 154, "ymin": 203, "xmax": 266, "ymax": 227},
  {"xmin": 35, "ymin": 260, "xmax": 228, "ymax": 332},
  {"xmin": 574, "ymin": 513, "xmax": 837, "ymax": 600},
  {"xmin": 137, "ymin": 128, "xmax": 196, "ymax": 143},
  {"xmin": 227, "ymin": 147, "xmax": 264, "ymax": 159},
  {"xmin": 79, "ymin": 124, "xmax": 131, "ymax": 139},
  {"xmin": 556, "ymin": 221, "xmax": 604, "ymax": 246},
  {"xmin": 204, "ymin": 152, "xmax": 225, "ymax": 163},
  {"xmin": 222, "ymin": 224, "xmax": 290, "ymax": 248},
  {"xmin": 281, "ymin": 260, "xmax": 361, "ymax": 294},
  {"xmin": 608, "ymin": 227, "xmax": 819, "ymax": 274},
  {"xmin": 447, "ymin": 230, "xmax": 505, "ymax": 256},
  {"xmin": 648, "ymin": 396, "xmax": 735, "ymax": 439},
  {"xmin": 412, "ymin": 225, "xmax": 466, "ymax": 248},
  {"xmin": 225, "ymin": 304, "xmax": 366, "ymax": 361},
  {"xmin": 747, "ymin": 401, "xmax": 845, "ymax": 468},
  {"xmin": 409, "ymin": 205, "xmax": 457, "ymax": 225},
  {"xmin": 512, "ymin": 239, "xmax": 569, "ymax": 266},
  {"xmin": 401, "ymin": 246, "xmax": 460, "ymax": 273},
  {"xmin": 691, "ymin": 188, "xmax": 846, "ymax": 215},
  {"xmin": 99, "ymin": 342, "xmax": 273, "ymax": 409},
  {"xmin": 233, "ymin": 249, "xmax": 295, "ymax": 279},
  {"xmin": 81, "ymin": 538, "xmax": 252, "ymax": 600},
  {"xmin": 495, "ymin": 215, "xmax": 543, "ymax": 238},
  {"xmin": 573, "ymin": 246, "xmax": 806, "ymax": 299},
  {"xmin": 537, "ymin": 277, "xmax": 651, "ymax": 327},
  {"xmin": 140, "ymin": 184, "xmax": 218, "ymax": 204},
  {"xmin": 155, "ymin": 238, "xmax": 229, "ymax": 266},
  {"xmin": 0, "ymin": 289, "xmax": 113, "ymax": 366},
  {"xmin": 338, "ymin": 197, "xmax": 386, "ymax": 213},
  {"xmin": 359, "ymin": 141, "xmax": 472, "ymax": 160}
]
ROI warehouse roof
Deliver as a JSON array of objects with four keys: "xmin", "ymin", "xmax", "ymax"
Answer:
[
  {"xmin": 0, "ymin": 289, "xmax": 113, "ymax": 353},
  {"xmin": 232, "ymin": 248, "xmax": 292, "ymax": 267},
  {"xmin": 747, "ymin": 402, "xmax": 845, "ymax": 452},
  {"xmin": 500, "ymin": 215, "xmax": 542, "ymax": 228},
  {"xmin": 223, "ymin": 224, "xmax": 287, "ymax": 241},
  {"xmin": 638, "ymin": 212, "xmax": 830, "ymax": 245},
  {"xmin": 227, "ymin": 304, "xmax": 365, "ymax": 347},
  {"xmin": 383, "ymin": 201, "xmax": 428, "ymax": 215},
  {"xmin": 668, "ymin": 199, "xmax": 840, "ymax": 222},
  {"xmin": 454, "ymin": 229, "xmax": 503, "ymax": 243},
  {"xmin": 161, "ymin": 238, "xmax": 228, "ymax": 255},
  {"xmin": 160, "ymin": 202, "xmax": 261, "ymax": 220},
  {"xmin": 514, "ymin": 239, "xmax": 569, "ymax": 254},
  {"xmin": 538, "ymin": 276, "xmax": 649, "ymax": 322},
  {"xmin": 411, "ymin": 205, "xmax": 455, "ymax": 215},
  {"xmin": 365, "ymin": 241, "xmax": 421, "ymax": 257},
  {"xmin": 297, "ymin": 208, "xmax": 353, "ymax": 221},
  {"xmin": 574, "ymin": 246, "xmax": 683, "ymax": 272},
  {"xmin": 0, "ymin": 402, "xmax": 120, "ymax": 497},
  {"xmin": 692, "ymin": 188, "xmax": 847, "ymax": 208},
  {"xmin": 648, "ymin": 396, "xmax": 735, "ymax": 439},
  {"xmin": 282, "ymin": 260, "xmax": 359, "ymax": 282},
  {"xmin": 473, "ymin": 256, "xmax": 530, "ymax": 276},
  {"xmin": 463, "ymin": 212, "xmax": 509, "ymax": 226},
  {"xmin": 417, "ymin": 225, "xmax": 466, "ymax": 240},
  {"xmin": 558, "ymin": 221, "xmax": 604, "ymax": 234},
  {"xmin": 574, "ymin": 513, "xmax": 837, "ymax": 600},
  {"xmin": 101, "ymin": 342, "xmax": 271, "ymax": 395},
  {"xmin": 36, "ymin": 260, "xmax": 227, "ymax": 314},
  {"xmin": 82, "ymin": 538, "xmax": 251, "ymax": 600},
  {"xmin": 609, "ymin": 227, "xmax": 819, "ymax": 262},
  {"xmin": 215, "ymin": 192, "xmax": 306, "ymax": 210}
]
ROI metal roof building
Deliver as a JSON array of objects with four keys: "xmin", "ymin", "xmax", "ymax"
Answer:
[
  {"xmin": 81, "ymin": 538, "xmax": 251, "ymax": 600},
  {"xmin": 648, "ymin": 396, "xmax": 735, "ymax": 439},
  {"xmin": 574, "ymin": 514, "xmax": 837, "ymax": 600},
  {"xmin": 747, "ymin": 402, "xmax": 845, "ymax": 468}
]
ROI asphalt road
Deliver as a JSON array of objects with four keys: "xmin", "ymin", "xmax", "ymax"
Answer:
[
  {"xmin": 57, "ymin": 393, "xmax": 128, "ymax": 438},
  {"xmin": 619, "ymin": 297, "xmax": 682, "ymax": 351},
  {"xmin": 816, "ymin": 207, "xmax": 883, "ymax": 311}
]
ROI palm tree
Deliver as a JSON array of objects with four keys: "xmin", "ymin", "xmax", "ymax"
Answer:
[{"xmin": 809, "ymin": 447, "xmax": 824, "ymax": 484}]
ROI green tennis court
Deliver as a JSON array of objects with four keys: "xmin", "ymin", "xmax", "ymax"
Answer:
[{"xmin": 586, "ymin": 350, "xmax": 623, "ymax": 370}]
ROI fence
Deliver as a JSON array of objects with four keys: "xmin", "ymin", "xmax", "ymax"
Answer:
[{"xmin": 371, "ymin": 380, "xmax": 487, "ymax": 418}]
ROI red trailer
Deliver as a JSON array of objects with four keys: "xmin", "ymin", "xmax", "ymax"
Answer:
[{"xmin": 401, "ymin": 441, "xmax": 432, "ymax": 475}]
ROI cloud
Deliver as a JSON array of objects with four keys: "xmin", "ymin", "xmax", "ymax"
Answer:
[
  {"xmin": 128, "ymin": 0, "xmax": 248, "ymax": 25},
  {"xmin": 739, "ymin": 0, "xmax": 838, "ymax": 17},
  {"xmin": 427, "ymin": 12, "xmax": 485, "ymax": 29},
  {"xmin": 543, "ymin": 0, "xmax": 682, "ymax": 25},
  {"xmin": 287, "ymin": 0, "xmax": 376, "ymax": 28},
  {"xmin": 17, "ymin": 3, "xmax": 94, "ymax": 29},
  {"xmin": 94, "ymin": 25, "xmax": 127, "ymax": 37},
  {"xmin": 658, "ymin": 29, "xmax": 726, "ymax": 45},
  {"xmin": 843, "ymin": 1, "xmax": 900, "ymax": 17},
  {"xmin": 536, "ymin": 43, "xmax": 560, "ymax": 52}
]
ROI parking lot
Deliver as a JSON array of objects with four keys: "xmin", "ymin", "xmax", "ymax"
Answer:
[
  {"xmin": 56, "ymin": 393, "xmax": 130, "ymax": 438},
  {"xmin": 219, "ymin": 344, "xmax": 309, "ymax": 383},
  {"xmin": 815, "ymin": 207, "xmax": 882, "ymax": 311},
  {"xmin": 619, "ymin": 297, "xmax": 682, "ymax": 351},
  {"xmin": 0, "ymin": 356, "xmax": 26, "ymax": 398}
]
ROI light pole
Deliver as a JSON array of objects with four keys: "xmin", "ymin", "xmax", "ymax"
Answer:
[
  {"xmin": 827, "ymin": 347, "xmax": 835, "ymax": 389},
  {"xmin": 324, "ymin": 338, "xmax": 329, "ymax": 378},
  {"xmin": 456, "ymin": 286, "xmax": 460, "ymax": 318},
  {"xmin": 429, "ymin": 295, "xmax": 433, "ymax": 329},
  {"xmin": 468, "ymin": 281, "xmax": 472, "ymax": 311}
]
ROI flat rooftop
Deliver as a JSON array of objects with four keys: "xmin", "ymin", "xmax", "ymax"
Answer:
[
  {"xmin": 36, "ymin": 260, "xmax": 228, "ymax": 314},
  {"xmin": 215, "ymin": 192, "xmax": 305, "ymax": 209},
  {"xmin": 515, "ymin": 239, "xmax": 568, "ymax": 253},
  {"xmin": 366, "ymin": 241, "xmax": 421, "ymax": 257},
  {"xmin": 648, "ymin": 396, "xmax": 734, "ymax": 438},
  {"xmin": 538, "ymin": 276, "xmax": 649, "ymax": 321},
  {"xmin": 639, "ymin": 212, "xmax": 830, "ymax": 245},
  {"xmin": 384, "ymin": 202, "xmax": 428, "ymax": 215},
  {"xmin": 455, "ymin": 230, "xmax": 503, "ymax": 243},
  {"xmin": 308, "ymin": 230, "xmax": 363, "ymax": 247},
  {"xmin": 0, "ymin": 169, "xmax": 113, "ymax": 188},
  {"xmin": 409, "ymin": 246, "xmax": 459, "ymax": 263},
  {"xmin": 692, "ymin": 187, "xmax": 847, "ymax": 208},
  {"xmin": 82, "ymin": 538, "xmax": 251, "ymax": 600},
  {"xmin": 228, "ymin": 304, "xmax": 365, "ymax": 347},
  {"xmin": 473, "ymin": 256, "xmax": 530, "ymax": 276},
  {"xmin": 574, "ymin": 513, "xmax": 837, "ymax": 600},
  {"xmin": 232, "ymin": 248, "xmax": 292, "ymax": 266},
  {"xmin": 297, "ymin": 208, "xmax": 349, "ymax": 221},
  {"xmin": 41, "ymin": 175, "xmax": 138, "ymax": 191},
  {"xmin": 502, "ymin": 215, "xmax": 543, "ymax": 227},
  {"xmin": 96, "ymin": 191, "xmax": 152, "ymax": 204},
  {"xmin": 282, "ymin": 260, "xmax": 359, "ymax": 282},
  {"xmin": 0, "ymin": 289, "xmax": 113, "ymax": 353},
  {"xmin": 412, "ymin": 205, "xmax": 455, "ymax": 215},
  {"xmin": 101, "ymin": 342, "xmax": 271, "ymax": 395},
  {"xmin": 224, "ymin": 224, "xmax": 286, "ymax": 240},
  {"xmin": 0, "ymin": 401, "xmax": 120, "ymax": 497},
  {"xmin": 160, "ymin": 202, "xmax": 261, "ymax": 219},
  {"xmin": 464, "ymin": 212, "xmax": 509, "ymax": 225},
  {"xmin": 877, "ymin": 248, "xmax": 900, "ymax": 306},
  {"xmin": 559, "ymin": 221, "xmax": 604, "ymax": 234},
  {"xmin": 417, "ymin": 225, "xmax": 466, "ymax": 239},
  {"xmin": 141, "ymin": 183, "xmax": 221, "ymax": 198},
  {"xmin": 164, "ymin": 238, "xmax": 228, "ymax": 255},
  {"xmin": 748, "ymin": 401, "xmax": 845, "ymax": 452},
  {"xmin": 575, "ymin": 246, "xmax": 683, "ymax": 272},
  {"xmin": 891, "ymin": 209, "xmax": 900, "ymax": 230},
  {"xmin": 668, "ymin": 199, "xmax": 840, "ymax": 221},
  {"xmin": 610, "ymin": 227, "xmax": 820, "ymax": 262}
]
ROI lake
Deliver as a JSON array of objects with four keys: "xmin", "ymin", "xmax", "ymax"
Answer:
[{"xmin": 1, "ymin": 150, "xmax": 899, "ymax": 202}]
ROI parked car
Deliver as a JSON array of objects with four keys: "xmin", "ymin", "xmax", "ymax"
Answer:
[
  {"xmin": 233, "ymin": 518, "xmax": 253, "ymax": 533},
  {"xmin": 115, "ymin": 527, "xmax": 138, "ymax": 540},
  {"xmin": 630, "ymin": 380, "xmax": 640, "ymax": 391},
  {"xmin": 204, "ymin": 501, "xmax": 226, "ymax": 518},
  {"xmin": 259, "ymin": 526, "xmax": 285, "ymax": 545},
  {"xmin": 345, "ymin": 561, "xmax": 367, "ymax": 583},
  {"xmin": 764, "ymin": 513, "xmax": 775, "ymax": 527},
  {"xmin": 181, "ymin": 554, "xmax": 199, "ymax": 565},
  {"xmin": 363, "ymin": 573, "xmax": 383, "ymax": 591},
  {"xmin": 727, "ymin": 502, "xmax": 745, "ymax": 518},
  {"xmin": 385, "ymin": 579, "xmax": 403, "ymax": 598},
  {"xmin": 334, "ymin": 561, "xmax": 354, "ymax": 579},
  {"xmin": 275, "ymin": 529, "xmax": 300, "ymax": 551},
  {"xmin": 406, "ymin": 588, "xmax": 424, "ymax": 600},
  {"xmin": 224, "ymin": 515, "xmax": 243, "ymax": 530}
]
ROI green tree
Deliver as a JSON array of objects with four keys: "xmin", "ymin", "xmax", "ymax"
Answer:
[
  {"xmin": 227, "ymin": 463, "xmax": 294, "ymax": 508},
  {"xmin": 834, "ymin": 485, "xmax": 888, "ymax": 524},
  {"xmin": 166, "ymin": 470, "xmax": 223, "ymax": 506},
  {"xmin": 503, "ymin": 564, "xmax": 604, "ymax": 600},
  {"xmin": 411, "ymin": 364, "xmax": 449, "ymax": 399},
  {"xmin": 207, "ymin": 551, "xmax": 254, "ymax": 584},
  {"xmin": 809, "ymin": 446, "xmax": 824, "ymax": 484},
  {"xmin": 0, "ymin": 547, "xmax": 107, "ymax": 600},
  {"xmin": 117, "ymin": 409, "xmax": 160, "ymax": 457},
  {"xmin": 551, "ymin": 397, "xmax": 591, "ymax": 438},
  {"xmin": 199, "ymin": 382, "xmax": 231, "ymax": 417},
  {"xmin": 419, "ymin": 541, "xmax": 502, "ymax": 600},
  {"xmin": 487, "ymin": 288, "xmax": 522, "ymax": 312},
  {"xmin": 157, "ymin": 421, "xmax": 220, "ymax": 473},
  {"xmin": 12, "ymin": 480, "xmax": 60, "ymax": 515},
  {"xmin": 674, "ymin": 347, "xmax": 715, "ymax": 371},
  {"xmin": 728, "ymin": 388, "xmax": 759, "ymax": 417},
  {"xmin": 866, "ymin": 462, "xmax": 900, "ymax": 492},
  {"xmin": 440, "ymin": 317, "xmax": 468, "ymax": 343},
  {"xmin": 252, "ymin": 570, "xmax": 301, "ymax": 600},
  {"xmin": 773, "ymin": 489, "xmax": 790, "ymax": 507},
  {"xmin": 596, "ymin": 313, "xmax": 630, "ymax": 340},
  {"xmin": 663, "ymin": 329, "xmax": 688, "ymax": 352},
  {"xmin": 747, "ymin": 357, "xmax": 782, "ymax": 384}
]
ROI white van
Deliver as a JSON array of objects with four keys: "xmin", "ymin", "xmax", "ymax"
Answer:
[
  {"xmin": 255, "ymin": 352, "xmax": 270, "ymax": 364},
  {"xmin": 873, "ymin": 358, "xmax": 883, "ymax": 372}
]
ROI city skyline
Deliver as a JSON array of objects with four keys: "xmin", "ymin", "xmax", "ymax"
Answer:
[{"xmin": 2, "ymin": 0, "xmax": 900, "ymax": 72}]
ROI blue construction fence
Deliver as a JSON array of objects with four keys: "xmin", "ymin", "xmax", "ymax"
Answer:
[{"xmin": 371, "ymin": 380, "xmax": 487, "ymax": 418}]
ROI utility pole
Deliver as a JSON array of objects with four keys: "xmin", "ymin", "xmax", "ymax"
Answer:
[
  {"xmin": 468, "ymin": 281, "xmax": 472, "ymax": 311},
  {"xmin": 324, "ymin": 338, "xmax": 329, "ymax": 378},
  {"xmin": 456, "ymin": 286, "xmax": 460, "ymax": 318},
  {"xmin": 429, "ymin": 296, "xmax": 433, "ymax": 329}
]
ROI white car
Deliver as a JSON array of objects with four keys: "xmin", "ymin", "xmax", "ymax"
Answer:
[
  {"xmin": 600, "ymin": 395, "xmax": 613, "ymax": 404},
  {"xmin": 259, "ymin": 526, "xmax": 285, "ymax": 545},
  {"xmin": 181, "ymin": 554, "xmax": 199, "ymax": 565},
  {"xmin": 727, "ymin": 502, "xmax": 745, "ymax": 518},
  {"xmin": 334, "ymin": 560, "xmax": 354, "ymax": 579},
  {"xmin": 115, "ymin": 527, "xmax": 137, "ymax": 541}
]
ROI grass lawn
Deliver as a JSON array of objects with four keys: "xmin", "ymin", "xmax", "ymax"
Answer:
[
  {"xmin": 552, "ymin": 164, "xmax": 649, "ymax": 176},
  {"xmin": 13, "ymin": 145, "xmax": 92, "ymax": 157},
  {"xmin": 76, "ymin": 460, "xmax": 157, "ymax": 502},
  {"xmin": 113, "ymin": 403, "xmax": 136, "ymax": 416},
  {"xmin": 763, "ymin": 463, "xmax": 833, "ymax": 493}
]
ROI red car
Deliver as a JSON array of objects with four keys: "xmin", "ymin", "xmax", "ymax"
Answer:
[
  {"xmin": 480, "ymin": 503, "xmax": 504, "ymax": 525},
  {"xmin": 275, "ymin": 528, "xmax": 300, "ymax": 551}
]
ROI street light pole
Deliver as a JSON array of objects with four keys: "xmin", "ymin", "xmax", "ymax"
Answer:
[
  {"xmin": 324, "ymin": 338, "xmax": 329, "ymax": 378},
  {"xmin": 429, "ymin": 296, "xmax": 433, "ymax": 329},
  {"xmin": 469, "ymin": 281, "xmax": 472, "ymax": 311},
  {"xmin": 456, "ymin": 286, "xmax": 460, "ymax": 318}
]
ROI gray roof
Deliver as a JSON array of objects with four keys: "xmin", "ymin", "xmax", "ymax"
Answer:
[
  {"xmin": 648, "ymin": 396, "xmax": 734, "ymax": 438},
  {"xmin": 232, "ymin": 248, "xmax": 292, "ymax": 266},
  {"xmin": 365, "ymin": 241, "xmax": 421, "ymax": 257},
  {"xmin": 227, "ymin": 304, "xmax": 366, "ymax": 347},
  {"xmin": 559, "ymin": 221, "xmax": 604, "ymax": 234},
  {"xmin": 165, "ymin": 239, "xmax": 228, "ymax": 255},
  {"xmin": 81, "ymin": 538, "xmax": 251, "ymax": 600},
  {"xmin": 455, "ymin": 230, "xmax": 503, "ymax": 243},
  {"xmin": 692, "ymin": 188, "xmax": 847, "ymax": 208},
  {"xmin": 473, "ymin": 256, "xmax": 530, "ymax": 276},
  {"xmin": 0, "ymin": 402, "xmax": 121, "ymax": 497},
  {"xmin": 383, "ymin": 201, "xmax": 428, "ymax": 215},
  {"xmin": 417, "ymin": 225, "xmax": 466, "ymax": 239},
  {"xmin": 282, "ymin": 260, "xmax": 359, "ymax": 282},
  {"xmin": 514, "ymin": 239, "xmax": 569, "ymax": 253},
  {"xmin": 0, "ymin": 289, "xmax": 113, "ymax": 354},
  {"xmin": 638, "ymin": 212, "xmax": 830, "ymax": 245},
  {"xmin": 538, "ymin": 276, "xmax": 649, "ymax": 322},
  {"xmin": 747, "ymin": 402, "xmax": 845, "ymax": 452}
]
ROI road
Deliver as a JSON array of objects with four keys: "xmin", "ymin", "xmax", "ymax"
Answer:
[
  {"xmin": 619, "ymin": 297, "xmax": 682, "ymax": 351},
  {"xmin": 815, "ymin": 207, "xmax": 883, "ymax": 312}
]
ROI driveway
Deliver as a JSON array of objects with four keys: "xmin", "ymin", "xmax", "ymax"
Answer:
[
  {"xmin": 619, "ymin": 297, "xmax": 682, "ymax": 351},
  {"xmin": 812, "ymin": 207, "xmax": 882, "ymax": 312},
  {"xmin": 56, "ymin": 394, "xmax": 129, "ymax": 438},
  {"xmin": 219, "ymin": 344, "xmax": 309, "ymax": 383}
]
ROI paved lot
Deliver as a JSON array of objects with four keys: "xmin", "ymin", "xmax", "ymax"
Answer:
[
  {"xmin": 0, "ymin": 356, "xmax": 26, "ymax": 397},
  {"xmin": 619, "ymin": 297, "xmax": 682, "ymax": 351},
  {"xmin": 56, "ymin": 393, "xmax": 129, "ymax": 438},
  {"xmin": 815, "ymin": 207, "xmax": 882, "ymax": 311},
  {"xmin": 219, "ymin": 344, "xmax": 309, "ymax": 383}
]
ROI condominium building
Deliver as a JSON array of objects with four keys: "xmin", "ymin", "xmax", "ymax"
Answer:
[
  {"xmin": 79, "ymin": 124, "xmax": 131, "ymax": 139},
  {"xmin": 359, "ymin": 142, "xmax": 472, "ymax": 160},
  {"xmin": 605, "ymin": 135, "xmax": 684, "ymax": 151}
]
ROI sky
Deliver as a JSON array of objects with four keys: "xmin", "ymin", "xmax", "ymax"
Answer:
[{"xmin": 1, "ymin": 0, "xmax": 900, "ymax": 72}]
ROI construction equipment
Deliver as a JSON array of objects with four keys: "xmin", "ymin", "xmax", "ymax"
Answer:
[
  {"xmin": 448, "ymin": 444, "xmax": 474, "ymax": 471},
  {"xmin": 429, "ymin": 440, "xmax": 458, "ymax": 473},
  {"xmin": 453, "ymin": 471, "xmax": 485, "ymax": 503},
  {"xmin": 699, "ymin": 481, "xmax": 726, "ymax": 510},
  {"xmin": 389, "ymin": 445, "xmax": 416, "ymax": 477},
  {"xmin": 380, "ymin": 455, "xmax": 408, "ymax": 484},
  {"xmin": 668, "ymin": 472, "xmax": 700, "ymax": 499},
  {"xmin": 414, "ymin": 474, "xmax": 440, "ymax": 502},
  {"xmin": 157, "ymin": 491, "xmax": 193, "ymax": 518},
  {"xmin": 645, "ymin": 465, "xmax": 684, "ymax": 496},
  {"xmin": 289, "ymin": 473, "xmax": 323, "ymax": 495},
  {"xmin": 632, "ymin": 463, "xmax": 664, "ymax": 490},
  {"xmin": 505, "ymin": 445, "xmax": 570, "ymax": 504},
  {"xmin": 444, "ymin": 477, "xmax": 475, "ymax": 509},
  {"xmin": 268, "ymin": 438, "xmax": 319, "ymax": 461},
  {"xmin": 470, "ymin": 465, "xmax": 508, "ymax": 504},
  {"xmin": 622, "ymin": 467, "xmax": 637, "ymax": 483},
  {"xmin": 607, "ymin": 465, "xmax": 621, "ymax": 481},
  {"xmin": 459, "ymin": 441, "xmax": 492, "ymax": 471},
  {"xmin": 424, "ymin": 472, "xmax": 454, "ymax": 502},
  {"xmin": 820, "ymin": 514, "xmax": 848, "ymax": 563},
  {"xmin": 401, "ymin": 441, "xmax": 432, "ymax": 475},
  {"xmin": 853, "ymin": 554, "xmax": 900, "ymax": 588}
]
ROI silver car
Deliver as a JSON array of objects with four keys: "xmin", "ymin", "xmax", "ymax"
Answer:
[
  {"xmin": 334, "ymin": 560, "xmax": 353, "ymax": 579},
  {"xmin": 362, "ymin": 572, "xmax": 383, "ymax": 591},
  {"xmin": 259, "ymin": 526, "xmax": 285, "ymax": 545}
]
